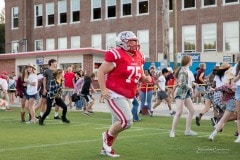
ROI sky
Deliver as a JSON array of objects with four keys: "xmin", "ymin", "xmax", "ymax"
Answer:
[{"xmin": 0, "ymin": 0, "xmax": 4, "ymax": 12}]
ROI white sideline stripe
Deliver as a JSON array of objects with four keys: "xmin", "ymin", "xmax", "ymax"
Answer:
[{"xmin": 0, "ymin": 132, "xmax": 163, "ymax": 152}]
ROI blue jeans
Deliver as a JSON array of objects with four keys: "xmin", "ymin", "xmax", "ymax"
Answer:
[
  {"xmin": 131, "ymin": 97, "xmax": 139, "ymax": 121},
  {"xmin": 140, "ymin": 90, "xmax": 153, "ymax": 110}
]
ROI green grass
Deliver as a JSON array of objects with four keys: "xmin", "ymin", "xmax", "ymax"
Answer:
[{"xmin": 0, "ymin": 108, "xmax": 239, "ymax": 160}]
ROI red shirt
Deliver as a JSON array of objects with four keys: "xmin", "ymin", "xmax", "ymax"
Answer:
[
  {"xmin": 140, "ymin": 76, "xmax": 155, "ymax": 92},
  {"xmin": 105, "ymin": 48, "xmax": 145, "ymax": 99},
  {"xmin": 64, "ymin": 72, "xmax": 75, "ymax": 88}
]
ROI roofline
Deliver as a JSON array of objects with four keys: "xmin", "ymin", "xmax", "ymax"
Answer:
[{"xmin": 0, "ymin": 48, "xmax": 106, "ymax": 59}]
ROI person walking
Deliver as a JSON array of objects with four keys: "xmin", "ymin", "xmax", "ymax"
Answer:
[
  {"xmin": 42, "ymin": 59, "xmax": 60, "ymax": 119},
  {"xmin": 24, "ymin": 63, "xmax": 38, "ymax": 124},
  {"xmin": 16, "ymin": 67, "xmax": 28, "ymax": 122},
  {"xmin": 62, "ymin": 66, "xmax": 75, "ymax": 109},
  {"xmin": 169, "ymin": 55, "xmax": 197, "ymax": 138},
  {"xmin": 139, "ymin": 69, "xmax": 154, "ymax": 115},
  {"xmin": 39, "ymin": 69, "xmax": 70, "ymax": 125},
  {"xmin": 81, "ymin": 73, "xmax": 96, "ymax": 115},
  {"xmin": 151, "ymin": 68, "xmax": 175, "ymax": 116},
  {"xmin": 233, "ymin": 55, "xmax": 240, "ymax": 143},
  {"xmin": 97, "ymin": 31, "xmax": 150, "ymax": 157}
]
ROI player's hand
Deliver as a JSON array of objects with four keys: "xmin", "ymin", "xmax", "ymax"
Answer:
[{"xmin": 101, "ymin": 88, "xmax": 110, "ymax": 100}]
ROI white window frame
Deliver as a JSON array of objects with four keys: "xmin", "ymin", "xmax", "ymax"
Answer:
[
  {"xmin": 223, "ymin": 21, "xmax": 239, "ymax": 53},
  {"xmin": 137, "ymin": 0, "xmax": 149, "ymax": 15},
  {"xmin": 91, "ymin": 34, "xmax": 102, "ymax": 49},
  {"xmin": 182, "ymin": 0, "xmax": 196, "ymax": 10},
  {"xmin": 223, "ymin": 0, "xmax": 239, "ymax": 5},
  {"xmin": 35, "ymin": 40, "xmax": 43, "ymax": 51},
  {"xmin": 202, "ymin": 23, "xmax": 217, "ymax": 52},
  {"xmin": 46, "ymin": 38, "xmax": 55, "ymax": 51},
  {"xmin": 46, "ymin": 2, "xmax": 54, "ymax": 26},
  {"xmin": 58, "ymin": 37, "xmax": 67, "ymax": 50},
  {"xmin": 121, "ymin": 0, "xmax": 132, "ymax": 17},
  {"xmin": 137, "ymin": 30, "xmax": 149, "ymax": 57},
  {"xmin": 106, "ymin": 0, "xmax": 116, "ymax": 19},
  {"xmin": 11, "ymin": 41, "xmax": 19, "ymax": 53},
  {"xmin": 201, "ymin": 0, "xmax": 217, "ymax": 8},
  {"xmin": 106, "ymin": 33, "xmax": 116, "ymax": 50},
  {"xmin": 71, "ymin": 36, "xmax": 81, "ymax": 49},
  {"xmin": 58, "ymin": 0, "xmax": 67, "ymax": 24},
  {"xmin": 71, "ymin": 0, "xmax": 80, "ymax": 23},
  {"xmin": 182, "ymin": 25, "xmax": 196, "ymax": 53},
  {"xmin": 11, "ymin": 7, "xmax": 19, "ymax": 29},
  {"xmin": 34, "ymin": 4, "xmax": 43, "ymax": 27},
  {"xmin": 91, "ymin": 0, "xmax": 102, "ymax": 20}
]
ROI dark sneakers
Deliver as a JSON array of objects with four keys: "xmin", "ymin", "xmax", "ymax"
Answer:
[
  {"xmin": 62, "ymin": 116, "xmax": 70, "ymax": 123},
  {"xmin": 54, "ymin": 116, "xmax": 61, "ymax": 119},
  {"xmin": 195, "ymin": 116, "xmax": 201, "ymax": 126},
  {"xmin": 39, "ymin": 118, "xmax": 44, "ymax": 126}
]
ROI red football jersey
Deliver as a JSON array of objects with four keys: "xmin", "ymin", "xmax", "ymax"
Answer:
[{"xmin": 105, "ymin": 48, "xmax": 145, "ymax": 98}]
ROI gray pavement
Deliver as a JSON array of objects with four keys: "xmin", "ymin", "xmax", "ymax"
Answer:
[{"xmin": 9, "ymin": 93, "xmax": 214, "ymax": 120}]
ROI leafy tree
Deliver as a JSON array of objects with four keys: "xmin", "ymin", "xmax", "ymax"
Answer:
[
  {"xmin": 0, "ymin": 7, "xmax": 5, "ymax": 54},
  {"xmin": 0, "ymin": 23, "xmax": 4, "ymax": 54}
]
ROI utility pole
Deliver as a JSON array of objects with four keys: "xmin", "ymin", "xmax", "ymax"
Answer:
[
  {"xmin": 162, "ymin": 0, "xmax": 170, "ymax": 64},
  {"xmin": 173, "ymin": 0, "xmax": 178, "ymax": 69}
]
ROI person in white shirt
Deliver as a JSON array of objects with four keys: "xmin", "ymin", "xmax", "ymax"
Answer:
[
  {"xmin": 233, "ymin": 55, "xmax": 240, "ymax": 143},
  {"xmin": 24, "ymin": 63, "xmax": 38, "ymax": 124},
  {"xmin": 151, "ymin": 68, "xmax": 175, "ymax": 116},
  {"xmin": 0, "ymin": 77, "xmax": 12, "ymax": 111}
]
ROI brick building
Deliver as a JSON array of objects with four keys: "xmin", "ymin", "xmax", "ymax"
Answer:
[{"xmin": 0, "ymin": 0, "xmax": 240, "ymax": 74}]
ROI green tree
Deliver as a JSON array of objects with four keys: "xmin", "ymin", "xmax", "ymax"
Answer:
[{"xmin": 0, "ymin": 23, "xmax": 5, "ymax": 54}]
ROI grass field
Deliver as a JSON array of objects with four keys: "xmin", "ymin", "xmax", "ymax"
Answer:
[{"xmin": 0, "ymin": 107, "xmax": 239, "ymax": 160}]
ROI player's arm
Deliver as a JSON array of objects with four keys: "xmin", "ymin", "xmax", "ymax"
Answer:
[{"xmin": 97, "ymin": 61, "xmax": 115, "ymax": 100}]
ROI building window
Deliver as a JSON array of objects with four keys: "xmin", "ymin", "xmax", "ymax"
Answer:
[
  {"xmin": 202, "ymin": 23, "xmax": 217, "ymax": 52},
  {"xmin": 71, "ymin": 36, "xmax": 80, "ymax": 48},
  {"xmin": 202, "ymin": 0, "xmax": 216, "ymax": 7},
  {"xmin": 46, "ymin": 38, "xmax": 55, "ymax": 50},
  {"xmin": 35, "ymin": 40, "xmax": 43, "ymax": 51},
  {"xmin": 91, "ymin": 34, "xmax": 102, "ymax": 49},
  {"xmin": 224, "ymin": 0, "xmax": 239, "ymax": 4},
  {"xmin": 106, "ymin": 33, "xmax": 116, "ymax": 50},
  {"xmin": 71, "ymin": 0, "xmax": 80, "ymax": 22},
  {"xmin": 92, "ymin": 0, "xmax": 101, "ymax": 20},
  {"xmin": 58, "ymin": 37, "xmax": 67, "ymax": 50},
  {"xmin": 223, "ymin": 21, "xmax": 239, "ymax": 52},
  {"xmin": 34, "ymin": 5, "xmax": 43, "ymax": 27},
  {"xmin": 137, "ymin": 30, "xmax": 149, "ymax": 57},
  {"xmin": 11, "ymin": 7, "xmax": 19, "ymax": 29},
  {"xmin": 182, "ymin": 0, "xmax": 196, "ymax": 9},
  {"xmin": 121, "ymin": 0, "xmax": 132, "ymax": 16},
  {"xmin": 182, "ymin": 25, "xmax": 196, "ymax": 52},
  {"xmin": 169, "ymin": 0, "xmax": 173, "ymax": 10},
  {"xmin": 169, "ymin": 27, "xmax": 173, "ymax": 53},
  {"xmin": 46, "ymin": 3, "xmax": 54, "ymax": 26},
  {"xmin": 11, "ymin": 41, "xmax": 19, "ymax": 53},
  {"xmin": 106, "ymin": 0, "xmax": 116, "ymax": 18},
  {"xmin": 58, "ymin": 0, "xmax": 67, "ymax": 24},
  {"xmin": 137, "ymin": 0, "xmax": 149, "ymax": 15}
]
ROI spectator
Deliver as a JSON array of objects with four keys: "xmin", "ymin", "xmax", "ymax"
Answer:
[
  {"xmin": 0, "ymin": 75, "xmax": 12, "ymax": 111},
  {"xmin": 24, "ymin": 63, "xmax": 38, "ymax": 124},
  {"xmin": 170, "ymin": 55, "xmax": 197, "ymax": 138},
  {"xmin": 62, "ymin": 66, "xmax": 75, "ymax": 109},
  {"xmin": 16, "ymin": 67, "xmax": 28, "ymax": 122},
  {"xmin": 152, "ymin": 68, "xmax": 175, "ymax": 116},
  {"xmin": 81, "ymin": 73, "xmax": 96, "ymax": 115},
  {"xmin": 39, "ymin": 69, "xmax": 70, "ymax": 125},
  {"xmin": 8, "ymin": 75, "xmax": 16, "ymax": 104}
]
